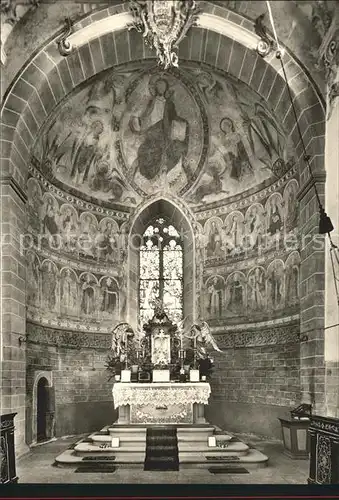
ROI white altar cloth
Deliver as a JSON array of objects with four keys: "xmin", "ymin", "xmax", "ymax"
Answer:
[{"xmin": 112, "ymin": 382, "xmax": 211, "ymax": 409}]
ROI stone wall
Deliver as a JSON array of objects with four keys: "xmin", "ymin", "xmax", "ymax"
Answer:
[
  {"xmin": 206, "ymin": 323, "xmax": 301, "ymax": 438},
  {"xmin": 1, "ymin": 180, "xmax": 29, "ymax": 457},
  {"xmin": 25, "ymin": 322, "xmax": 115, "ymax": 443}
]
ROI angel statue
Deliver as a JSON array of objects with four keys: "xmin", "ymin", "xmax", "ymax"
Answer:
[
  {"xmin": 188, "ymin": 320, "xmax": 223, "ymax": 359},
  {"xmin": 111, "ymin": 322, "xmax": 135, "ymax": 360}
]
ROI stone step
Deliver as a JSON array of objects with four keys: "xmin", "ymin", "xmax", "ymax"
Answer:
[
  {"xmin": 179, "ymin": 441, "xmax": 249, "ymax": 455},
  {"xmin": 179, "ymin": 449, "xmax": 269, "ymax": 469},
  {"xmin": 54, "ymin": 449, "xmax": 145, "ymax": 467},
  {"xmin": 74, "ymin": 442, "xmax": 145, "ymax": 455},
  {"xmin": 90, "ymin": 434, "xmax": 146, "ymax": 444}
]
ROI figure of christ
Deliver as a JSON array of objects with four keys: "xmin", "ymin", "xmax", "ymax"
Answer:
[
  {"xmin": 129, "ymin": 78, "xmax": 191, "ymax": 183},
  {"xmin": 208, "ymin": 277, "xmax": 223, "ymax": 317}
]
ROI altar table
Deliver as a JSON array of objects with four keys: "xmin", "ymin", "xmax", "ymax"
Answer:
[{"xmin": 112, "ymin": 382, "xmax": 211, "ymax": 425}]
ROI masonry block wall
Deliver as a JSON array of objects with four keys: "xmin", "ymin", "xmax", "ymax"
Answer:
[
  {"xmin": 1, "ymin": 181, "xmax": 29, "ymax": 457},
  {"xmin": 25, "ymin": 323, "xmax": 115, "ymax": 443},
  {"xmin": 206, "ymin": 330, "xmax": 301, "ymax": 438}
]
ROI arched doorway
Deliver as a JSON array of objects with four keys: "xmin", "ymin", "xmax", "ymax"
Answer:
[{"xmin": 36, "ymin": 377, "xmax": 49, "ymax": 442}]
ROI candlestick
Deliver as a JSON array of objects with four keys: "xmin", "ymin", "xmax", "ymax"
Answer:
[{"xmin": 125, "ymin": 336, "xmax": 128, "ymax": 370}]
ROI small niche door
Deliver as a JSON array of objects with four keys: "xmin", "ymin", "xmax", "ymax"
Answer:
[{"xmin": 36, "ymin": 377, "xmax": 49, "ymax": 442}]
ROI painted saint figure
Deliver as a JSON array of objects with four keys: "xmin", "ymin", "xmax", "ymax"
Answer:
[
  {"xmin": 267, "ymin": 198, "xmax": 283, "ymax": 235},
  {"xmin": 43, "ymin": 197, "xmax": 59, "ymax": 236},
  {"xmin": 27, "ymin": 253, "xmax": 39, "ymax": 307},
  {"xmin": 207, "ymin": 220, "xmax": 223, "ymax": 258},
  {"xmin": 228, "ymin": 274, "xmax": 244, "ymax": 312},
  {"xmin": 267, "ymin": 262, "xmax": 284, "ymax": 309},
  {"xmin": 286, "ymin": 265, "xmax": 299, "ymax": 304},
  {"xmin": 207, "ymin": 277, "xmax": 223, "ymax": 317},
  {"xmin": 247, "ymin": 206, "xmax": 264, "ymax": 250},
  {"xmin": 98, "ymin": 220, "xmax": 118, "ymax": 262},
  {"xmin": 219, "ymin": 117, "xmax": 253, "ymax": 182},
  {"xmin": 61, "ymin": 269, "xmax": 78, "ymax": 314},
  {"xmin": 41, "ymin": 262, "xmax": 57, "ymax": 312},
  {"xmin": 70, "ymin": 120, "xmax": 104, "ymax": 185},
  {"xmin": 101, "ymin": 277, "xmax": 118, "ymax": 314},
  {"xmin": 81, "ymin": 274, "xmax": 95, "ymax": 315},
  {"xmin": 248, "ymin": 268, "xmax": 265, "ymax": 311},
  {"xmin": 129, "ymin": 77, "xmax": 191, "ymax": 182},
  {"xmin": 79, "ymin": 214, "xmax": 97, "ymax": 258}
]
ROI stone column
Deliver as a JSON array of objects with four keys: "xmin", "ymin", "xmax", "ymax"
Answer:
[
  {"xmin": 298, "ymin": 169, "xmax": 326, "ymax": 415},
  {"xmin": 1, "ymin": 177, "xmax": 29, "ymax": 457}
]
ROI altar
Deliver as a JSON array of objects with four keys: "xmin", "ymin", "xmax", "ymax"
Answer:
[{"xmin": 113, "ymin": 382, "xmax": 210, "ymax": 425}]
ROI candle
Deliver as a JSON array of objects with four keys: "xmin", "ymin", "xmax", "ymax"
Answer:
[{"xmin": 180, "ymin": 330, "xmax": 183, "ymax": 350}]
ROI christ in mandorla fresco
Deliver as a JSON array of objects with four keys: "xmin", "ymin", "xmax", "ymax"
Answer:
[{"xmin": 129, "ymin": 77, "xmax": 192, "ymax": 183}]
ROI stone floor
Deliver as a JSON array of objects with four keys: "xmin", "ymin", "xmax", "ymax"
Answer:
[{"xmin": 17, "ymin": 433, "xmax": 310, "ymax": 484}]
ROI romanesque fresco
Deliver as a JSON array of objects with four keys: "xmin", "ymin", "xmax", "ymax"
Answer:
[
  {"xmin": 26, "ymin": 251, "xmax": 126, "ymax": 329},
  {"xmin": 27, "ymin": 63, "xmax": 300, "ymax": 331},
  {"xmin": 202, "ymin": 254, "xmax": 300, "ymax": 322},
  {"xmin": 31, "ymin": 64, "xmax": 295, "ymax": 210},
  {"xmin": 120, "ymin": 70, "xmax": 206, "ymax": 197},
  {"xmin": 185, "ymin": 68, "xmax": 295, "ymax": 207},
  {"xmin": 33, "ymin": 70, "xmax": 141, "ymax": 207},
  {"xmin": 26, "ymin": 178, "xmax": 129, "ymax": 264}
]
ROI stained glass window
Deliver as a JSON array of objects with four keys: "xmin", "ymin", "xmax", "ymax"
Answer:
[{"xmin": 139, "ymin": 218, "xmax": 183, "ymax": 325}]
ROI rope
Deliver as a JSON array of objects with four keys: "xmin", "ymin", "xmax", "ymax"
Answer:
[{"xmin": 266, "ymin": 1, "xmax": 339, "ymax": 307}]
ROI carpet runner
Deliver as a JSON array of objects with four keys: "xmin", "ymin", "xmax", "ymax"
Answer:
[{"xmin": 144, "ymin": 427, "xmax": 179, "ymax": 471}]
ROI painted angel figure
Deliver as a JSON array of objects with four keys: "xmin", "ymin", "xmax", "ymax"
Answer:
[
  {"xmin": 111, "ymin": 322, "xmax": 135, "ymax": 358},
  {"xmin": 188, "ymin": 320, "xmax": 223, "ymax": 359}
]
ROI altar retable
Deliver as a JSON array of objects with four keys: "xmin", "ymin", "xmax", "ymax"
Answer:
[{"xmin": 110, "ymin": 301, "xmax": 222, "ymax": 426}]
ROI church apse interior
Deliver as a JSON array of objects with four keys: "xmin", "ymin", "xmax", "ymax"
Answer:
[{"xmin": 1, "ymin": 0, "xmax": 338, "ymax": 486}]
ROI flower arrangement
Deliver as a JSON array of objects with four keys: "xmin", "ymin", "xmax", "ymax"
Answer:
[{"xmin": 105, "ymin": 354, "xmax": 124, "ymax": 380}]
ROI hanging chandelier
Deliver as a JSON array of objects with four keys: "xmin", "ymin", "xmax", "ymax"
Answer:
[{"xmin": 128, "ymin": 0, "xmax": 201, "ymax": 69}]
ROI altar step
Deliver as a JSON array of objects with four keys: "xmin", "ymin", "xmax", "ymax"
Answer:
[
  {"xmin": 54, "ymin": 424, "xmax": 269, "ymax": 470},
  {"xmin": 179, "ymin": 449, "xmax": 269, "ymax": 470}
]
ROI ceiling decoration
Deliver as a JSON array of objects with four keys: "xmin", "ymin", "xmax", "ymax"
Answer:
[{"xmin": 128, "ymin": 0, "xmax": 200, "ymax": 68}]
